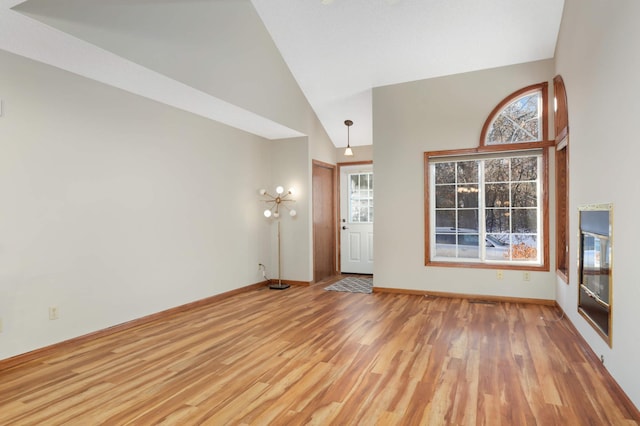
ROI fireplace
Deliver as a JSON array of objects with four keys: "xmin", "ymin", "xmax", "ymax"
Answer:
[{"xmin": 578, "ymin": 206, "xmax": 612, "ymax": 346}]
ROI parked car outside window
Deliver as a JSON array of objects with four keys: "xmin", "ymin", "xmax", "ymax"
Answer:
[{"xmin": 434, "ymin": 227, "xmax": 509, "ymax": 259}]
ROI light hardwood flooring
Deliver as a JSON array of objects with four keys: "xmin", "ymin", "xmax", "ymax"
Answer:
[{"xmin": 1, "ymin": 278, "xmax": 638, "ymax": 425}]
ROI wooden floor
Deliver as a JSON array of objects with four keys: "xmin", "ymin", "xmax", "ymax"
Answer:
[{"xmin": 1, "ymin": 278, "xmax": 638, "ymax": 425}]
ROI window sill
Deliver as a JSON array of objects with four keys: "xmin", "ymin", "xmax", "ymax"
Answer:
[
  {"xmin": 556, "ymin": 268, "xmax": 569, "ymax": 283},
  {"xmin": 426, "ymin": 260, "xmax": 549, "ymax": 272}
]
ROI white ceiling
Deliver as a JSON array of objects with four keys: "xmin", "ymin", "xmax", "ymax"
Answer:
[
  {"xmin": 0, "ymin": 0, "xmax": 564, "ymax": 148},
  {"xmin": 252, "ymin": 0, "xmax": 565, "ymax": 147}
]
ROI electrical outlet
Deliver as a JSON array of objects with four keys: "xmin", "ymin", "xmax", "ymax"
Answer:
[
  {"xmin": 496, "ymin": 270, "xmax": 504, "ymax": 280},
  {"xmin": 523, "ymin": 271, "xmax": 531, "ymax": 281},
  {"xmin": 0, "ymin": 317, "xmax": 3, "ymax": 333},
  {"xmin": 49, "ymin": 306, "xmax": 59, "ymax": 320}
]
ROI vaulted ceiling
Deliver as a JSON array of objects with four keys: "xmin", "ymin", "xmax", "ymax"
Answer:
[{"xmin": 0, "ymin": 0, "xmax": 565, "ymax": 148}]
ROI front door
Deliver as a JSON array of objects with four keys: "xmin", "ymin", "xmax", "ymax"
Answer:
[{"xmin": 340, "ymin": 164, "xmax": 373, "ymax": 274}]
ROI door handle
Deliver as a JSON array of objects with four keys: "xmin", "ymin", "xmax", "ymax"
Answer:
[{"xmin": 342, "ymin": 226, "xmax": 349, "ymax": 230}]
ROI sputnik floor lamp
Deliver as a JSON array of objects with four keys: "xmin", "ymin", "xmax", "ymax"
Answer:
[{"xmin": 259, "ymin": 186, "xmax": 297, "ymax": 290}]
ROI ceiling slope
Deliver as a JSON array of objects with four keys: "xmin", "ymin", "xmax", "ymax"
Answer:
[
  {"xmin": 251, "ymin": 0, "xmax": 564, "ymax": 147},
  {"xmin": 2, "ymin": 0, "xmax": 565, "ymax": 147},
  {"xmin": 1, "ymin": 0, "xmax": 305, "ymax": 140}
]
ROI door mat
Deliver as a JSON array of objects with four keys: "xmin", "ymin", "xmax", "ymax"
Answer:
[{"xmin": 324, "ymin": 276, "xmax": 373, "ymax": 294}]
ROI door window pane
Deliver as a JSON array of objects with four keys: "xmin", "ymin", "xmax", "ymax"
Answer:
[{"xmin": 349, "ymin": 172, "xmax": 374, "ymax": 223}]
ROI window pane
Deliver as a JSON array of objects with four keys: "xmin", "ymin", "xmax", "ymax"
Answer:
[
  {"xmin": 435, "ymin": 210, "xmax": 455, "ymax": 228},
  {"xmin": 488, "ymin": 118, "xmax": 516, "ymax": 144},
  {"xmin": 457, "ymin": 234, "xmax": 480, "ymax": 259},
  {"xmin": 363, "ymin": 173, "xmax": 372, "ymax": 189},
  {"xmin": 510, "ymin": 235, "xmax": 538, "ymax": 260},
  {"xmin": 350, "ymin": 174, "xmax": 359, "ymax": 190},
  {"xmin": 457, "ymin": 210, "xmax": 478, "ymax": 230},
  {"xmin": 457, "ymin": 161, "xmax": 478, "ymax": 183},
  {"xmin": 486, "ymin": 208, "xmax": 510, "ymax": 233},
  {"xmin": 349, "ymin": 172, "xmax": 374, "ymax": 223},
  {"xmin": 512, "ymin": 209, "xmax": 537, "ymax": 233},
  {"xmin": 435, "ymin": 233, "xmax": 456, "ymax": 258},
  {"xmin": 485, "ymin": 183, "xmax": 509, "ymax": 207},
  {"xmin": 359, "ymin": 206, "xmax": 370, "ymax": 222},
  {"xmin": 512, "ymin": 182, "xmax": 537, "ymax": 207},
  {"xmin": 511, "ymin": 157, "xmax": 538, "ymax": 181},
  {"xmin": 435, "ymin": 185, "xmax": 455, "ymax": 208},
  {"xmin": 486, "ymin": 92, "xmax": 541, "ymax": 145},
  {"xmin": 457, "ymin": 185, "xmax": 478, "ymax": 208},
  {"xmin": 434, "ymin": 231, "xmax": 481, "ymax": 259},
  {"xmin": 436, "ymin": 163, "xmax": 455, "ymax": 184},
  {"xmin": 351, "ymin": 200, "xmax": 363, "ymax": 222},
  {"xmin": 485, "ymin": 159, "xmax": 510, "ymax": 182},
  {"xmin": 486, "ymin": 233, "xmax": 510, "ymax": 261}
]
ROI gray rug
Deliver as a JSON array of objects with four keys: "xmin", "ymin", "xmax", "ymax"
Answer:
[{"xmin": 324, "ymin": 276, "xmax": 373, "ymax": 294}]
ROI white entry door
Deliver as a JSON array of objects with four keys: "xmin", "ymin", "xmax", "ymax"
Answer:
[{"xmin": 340, "ymin": 164, "xmax": 374, "ymax": 274}]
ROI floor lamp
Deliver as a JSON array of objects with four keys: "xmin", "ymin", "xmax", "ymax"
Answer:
[{"xmin": 259, "ymin": 186, "xmax": 296, "ymax": 290}]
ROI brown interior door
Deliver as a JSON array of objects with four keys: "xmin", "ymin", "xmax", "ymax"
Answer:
[{"xmin": 312, "ymin": 160, "xmax": 336, "ymax": 282}]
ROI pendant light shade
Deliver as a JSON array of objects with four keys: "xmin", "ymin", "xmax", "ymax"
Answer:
[{"xmin": 344, "ymin": 119, "xmax": 354, "ymax": 156}]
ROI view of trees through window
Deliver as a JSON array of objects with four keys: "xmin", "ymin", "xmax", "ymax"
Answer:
[
  {"xmin": 432, "ymin": 155, "xmax": 541, "ymax": 263},
  {"xmin": 426, "ymin": 82, "xmax": 549, "ymax": 269},
  {"xmin": 486, "ymin": 92, "xmax": 542, "ymax": 144}
]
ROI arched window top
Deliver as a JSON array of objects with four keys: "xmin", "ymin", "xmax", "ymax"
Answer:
[
  {"xmin": 554, "ymin": 75, "xmax": 569, "ymax": 145},
  {"xmin": 481, "ymin": 82, "xmax": 549, "ymax": 146}
]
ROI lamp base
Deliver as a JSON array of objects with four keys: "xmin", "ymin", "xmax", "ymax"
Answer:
[{"xmin": 269, "ymin": 282, "xmax": 290, "ymax": 290}]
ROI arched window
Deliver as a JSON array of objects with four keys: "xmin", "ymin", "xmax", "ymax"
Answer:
[
  {"xmin": 554, "ymin": 75, "xmax": 569, "ymax": 281},
  {"xmin": 425, "ymin": 82, "xmax": 552, "ymax": 270},
  {"xmin": 481, "ymin": 83, "xmax": 549, "ymax": 146}
]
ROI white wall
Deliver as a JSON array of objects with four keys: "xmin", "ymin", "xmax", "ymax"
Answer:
[
  {"xmin": 14, "ymin": 0, "xmax": 313, "ymax": 134},
  {"xmin": 373, "ymin": 60, "xmax": 556, "ymax": 300},
  {"xmin": 0, "ymin": 0, "xmax": 340, "ymax": 359},
  {"xmin": 266, "ymin": 137, "xmax": 311, "ymax": 282},
  {"xmin": 336, "ymin": 144, "xmax": 373, "ymax": 164},
  {"xmin": 0, "ymin": 50, "xmax": 275, "ymax": 360},
  {"xmin": 554, "ymin": 0, "xmax": 640, "ymax": 408}
]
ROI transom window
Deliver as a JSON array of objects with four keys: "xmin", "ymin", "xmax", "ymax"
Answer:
[
  {"xmin": 481, "ymin": 83, "xmax": 549, "ymax": 146},
  {"xmin": 425, "ymin": 82, "xmax": 551, "ymax": 270},
  {"xmin": 349, "ymin": 172, "xmax": 373, "ymax": 223}
]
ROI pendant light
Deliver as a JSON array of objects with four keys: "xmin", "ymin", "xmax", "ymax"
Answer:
[{"xmin": 344, "ymin": 119, "xmax": 354, "ymax": 156}]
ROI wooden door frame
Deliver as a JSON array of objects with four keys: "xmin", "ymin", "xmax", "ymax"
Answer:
[
  {"xmin": 337, "ymin": 160, "xmax": 373, "ymax": 273},
  {"xmin": 312, "ymin": 160, "xmax": 337, "ymax": 282}
]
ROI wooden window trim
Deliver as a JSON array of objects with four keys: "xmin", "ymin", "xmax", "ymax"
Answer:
[
  {"xmin": 480, "ymin": 82, "xmax": 550, "ymax": 147},
  {"xmin": 424, "ymin": 148, "xmax": 550, "ymax": 271},
  {"xmin": 424, "ymin": 82, "xmax": 553, "ymax": 271},
  {"xmin": 554, "ymin": 75, "xmax": 570, "ymax": 283}
]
